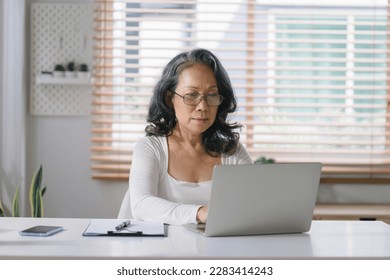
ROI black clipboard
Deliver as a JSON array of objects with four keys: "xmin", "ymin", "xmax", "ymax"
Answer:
[{"xmin": 106, "ymin": 230, "xmax": 144, "ymax": 236}]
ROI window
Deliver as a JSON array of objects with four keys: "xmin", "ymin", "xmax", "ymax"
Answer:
[{"xmin": 92, "ymin": 0, "xmax": 390, "ymax": 182}]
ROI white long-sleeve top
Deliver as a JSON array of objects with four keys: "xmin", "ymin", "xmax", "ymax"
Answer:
[{"xmin": 129, "ymin": 135, "xmax": 253, "ymax": 225}]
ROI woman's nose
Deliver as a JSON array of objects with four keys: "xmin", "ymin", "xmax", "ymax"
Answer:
[{"xmin": 196, "ymin": 97, "xmax": 209, "ymax": 111}]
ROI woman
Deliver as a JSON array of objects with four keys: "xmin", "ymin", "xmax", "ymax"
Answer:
[{"xmin": 129, "ymin": 48, "xmax": 253, "ymax": 225}]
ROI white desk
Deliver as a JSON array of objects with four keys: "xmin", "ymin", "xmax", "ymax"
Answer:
[{"xmin": 1, "ymin": 218, "xmax": 390, "ymax": 259}]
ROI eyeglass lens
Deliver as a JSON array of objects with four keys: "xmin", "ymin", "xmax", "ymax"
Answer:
[{"xmin": 184, "ymin": 94, "xmax": 222, "ymax": 106}]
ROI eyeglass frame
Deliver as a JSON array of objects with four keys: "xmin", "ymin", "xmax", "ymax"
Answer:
[{"xmin": 169, "ymin": 90, "xmax": 224, "ymax": 106}]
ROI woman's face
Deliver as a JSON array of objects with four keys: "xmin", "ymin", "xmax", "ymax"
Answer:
[{"xmin": 171, "ymin": 63, "xmax": 219, "ymax": 136}]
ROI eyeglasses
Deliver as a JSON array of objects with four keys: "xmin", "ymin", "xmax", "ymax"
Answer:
[{"xmin": 170, "ymin": 90, "xmax": 224, "ymax": 106}]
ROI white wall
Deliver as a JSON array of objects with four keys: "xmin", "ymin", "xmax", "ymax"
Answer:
[
  {"xmin": 26, "ymin": 116, "xmax": 128, "ymax": 218},
  {"xmin": 21, "ymin": 0, "xmax": 390, "ymax": 219},
  {"xmin": 24, "ymin": 0, "xmax": 128, "ymax": 218}
]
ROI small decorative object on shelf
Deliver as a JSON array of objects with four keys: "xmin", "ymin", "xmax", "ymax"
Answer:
[
  {"xmin": 77, "ymin": 63, "xmax": 90, "ymax": 78},
  {"xmin": 40, "ymin": 70, "xmax": 53, "ymax": 77},
  {"xmin": 37, "ymin": 60, "xmax": 91, "ymax": 85},
  {"xmin": 66, "ymin": 61, "xmax": 76, "ymax": 77},
  {"xmin": 53, "ymin": 64, "xmax": 65, "ymax": 77}
]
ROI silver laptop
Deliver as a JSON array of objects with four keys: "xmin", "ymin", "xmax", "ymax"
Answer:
[{"xmin": 185, "ymin": 163, "xmax": 322, "ymax": 237}]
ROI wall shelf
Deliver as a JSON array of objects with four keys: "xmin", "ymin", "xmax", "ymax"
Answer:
[
  {"xmin": 30, "ymin": 3, "xmax": 92, "ymax": 115},
  {"xmin": 36, "ymin": 75, "xmax": 91, "ymax": 85}
]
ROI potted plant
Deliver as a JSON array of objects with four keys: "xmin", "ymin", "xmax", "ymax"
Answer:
[
  {"xmin": 53, "ymin": 64, "xmax": 65, "ymax": 77},
  {"xmin": 0, "ymin": 165, "xmax": 47, "ymax": 217},
  {"xmin": 77, "ymin": 63, "xmax": 90, "ymax": 78},
  {"xmin": 254, "ymin": 156, "xmax": 275, "ymax": 164},
  {"xmin": 66, "ymin": 61, "xmax": 76, "ymax": 78}
]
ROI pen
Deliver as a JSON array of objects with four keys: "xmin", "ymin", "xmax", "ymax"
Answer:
[{"xmin": 115, "ymin": 220, "xmax": 131, "ymax": 231}]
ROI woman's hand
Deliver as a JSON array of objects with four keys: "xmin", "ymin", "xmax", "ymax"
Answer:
[{"xmin": 196, "ymin": 205, "xmax": 208, "ymax": 224}]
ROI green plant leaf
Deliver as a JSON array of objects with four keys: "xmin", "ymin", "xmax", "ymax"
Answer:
[
  {"xmin": 12, "ymin": 181, "xmax": 21, "ymax": 217},
  {"xmin": 34, "ymin": 186, "xmax": 40, "ymax": 217},
  {"xmin": 0, "ymin": 199, "xmax": 5, "ymax": 217},
  {"xmin": 39, "ymin": 189, "xmax": 44, "ymax": 217},
  {"xmin": 33, "ymin": 186, "xmax": 45, "ymax": 218},
  {"xmin": 41, "ymin": 186, "xmax": 47, "ymax": 197},
  {"xmin": 30, "ymin": 165, "xmax": 43, "ymax": 217}
]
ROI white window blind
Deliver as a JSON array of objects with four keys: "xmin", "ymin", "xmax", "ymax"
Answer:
[{"xmin": 92, "ymin": 0, "xmax": 390, "ymax": 182}]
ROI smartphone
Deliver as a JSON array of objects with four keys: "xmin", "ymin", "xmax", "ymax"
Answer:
[{"xmin": 19, "ymin": 225, "xmax": 64, "ymax": 237}]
